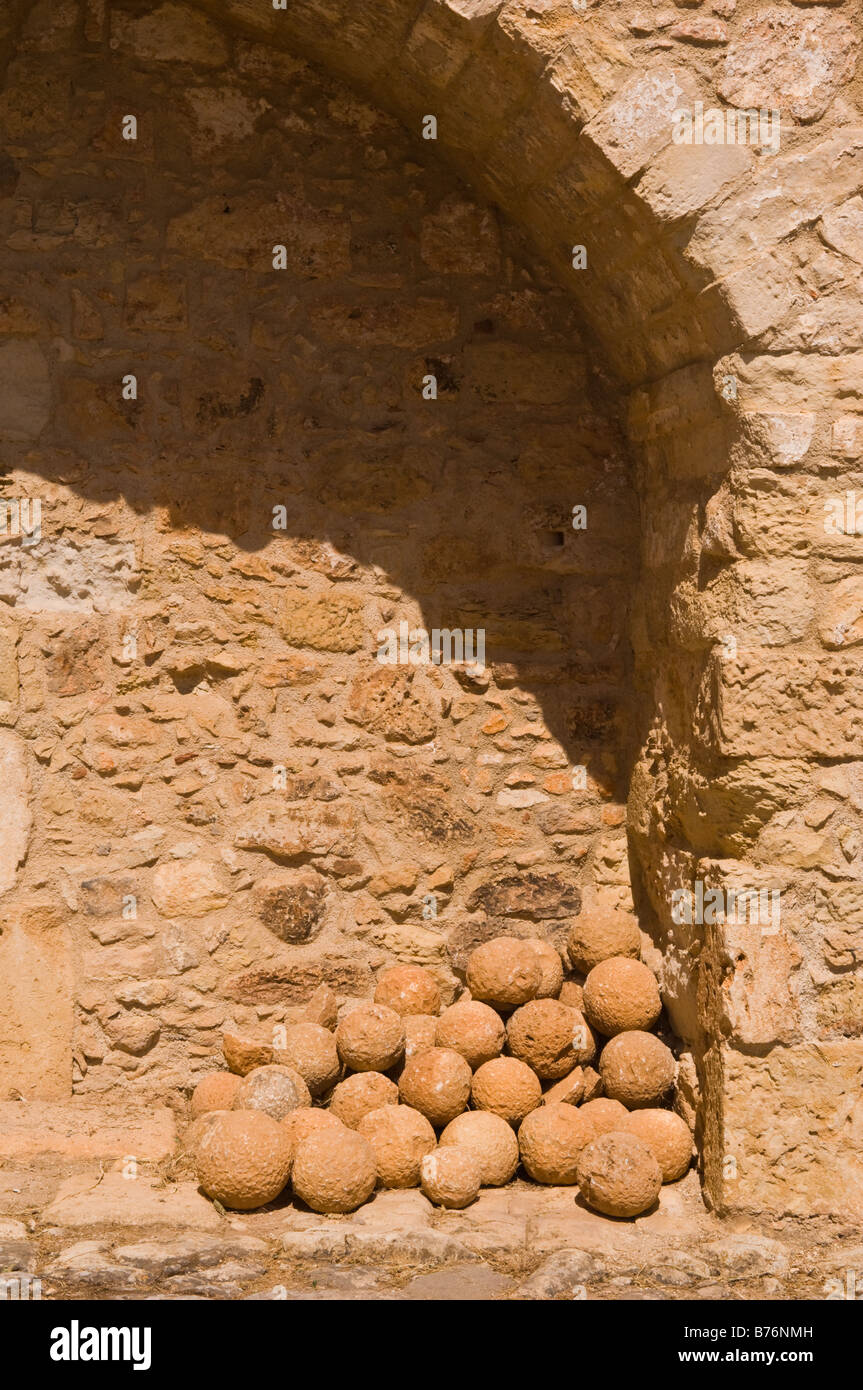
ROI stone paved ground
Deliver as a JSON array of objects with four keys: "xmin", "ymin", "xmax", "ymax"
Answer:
[{"xmin": 0, "ymin": 1100, "xmax": 858, "ymax": 1301}]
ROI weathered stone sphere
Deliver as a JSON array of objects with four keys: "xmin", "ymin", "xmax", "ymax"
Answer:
[
  {"xmin": 567, "ymin": 909, "xmax": 641, "ymax": 975},
  {"xmin": 291, "ymin": 1126, "xmax": 377, "ymax": 1214},
  {"xmin": 435, "ymin": 1000, "xmax": 505, "ymax": 1069},
  {"xmin": 276, "ymin": 1023, "xmax": 340, "ymax": 1097},
  {"xmin": 620, "ymin": 1109, "xmax": 693, "ymax": 1182},
  {"xmin": 599, "ymin": 1031, "xmax": 676, "ymax": 1109},
  {"xmin": 195, "ymin": 1110, "xmax": 291, "ymax": 1211},
  {"xmin": 466, "ymin": 937, "xmax": 541, "ymax": 1010},
  {"xmin": 336, "ymin": 1003, "xmax": 405, "ymax": 1072},
  {"xmin": 328, "ymin": 1071, "xmax": 399, "ymax": 1129},
  {"xmin": 234, "ymin": 1064, "xmax": 309, "ymax": 1121},
  {"xmin": 471, "ymin": 1056, "xmax": 542, "ymax": 1127},
  {"xmin": 523, "ymin": 938, "xmax": 565, "ymax": 998},
  {"xmin": 439, "ymin": 1110, "xmax": 519, "ymax": 1186},
  {"xmin": 518, "ymin": 1102, "xmax": 586, "ymax": 1184},
  {"xmin": 576, "ymin": 1132, "xmax": 662, "ymax": 1218},
  {"xmin": 374, "ymin": 964, "xmax": 441, "ymax": 1018},
  {"xmin": 281, "ymin": 1106, "xmax": 345, "ymax": 1161},
  {"xmin": 357, "ymin": 1105, "xmax": 436, "ymax": 1188},
  {"xmin": 576, "ymin": 1097, "xmax": 630, "ymax": 1144},
  {"xmin": 190, "ymin": 1071, "xmax": 242, "ymax": 1118},
  {"xmin": 398, "ymin": 1047, "xmax": 472, "ymax": 1128},
  {"xmin": 506, "ymin": 998, "xmax": 594, "ymax": 1080},
  {"xmin": 582, "ymin": 957, "xmax": 661, "ymax": 1037},
  {"xmin": 420, "ymin": 1147, "xmax": 481, "ymax": 1209}
]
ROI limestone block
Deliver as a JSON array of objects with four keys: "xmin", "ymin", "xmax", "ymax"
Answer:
[
  {"xmin": 584, "ymin": 68, "xmax": 698, "ymax": 181},
  {"xmin": 718, "ymin": 8, "xmax": 857, "ymax": 123},
  {"xmin": 0, "ymin": 731, "xmax": 30, "ymax": 896},
  {"xmin": 0, "ymin": 340, "xmax": 50, "ymax": 440},
  {"xmin": 721, "ymin": 1042, "xmax": 863, "ymax": 1219},
  {"xmin": 151, "ymin": 859, "xmax": 230, "ymax": 918},
  {"xmin": 279, "ymin": 590, "xmax": 364, "ymax": 652},
  {"xmin": 0, "ymin": 903, "xmax": 72, "ymax": 1100},
  {"xmin": 708, "ymin": 649, "xmax": 863, "ymax": 757}
]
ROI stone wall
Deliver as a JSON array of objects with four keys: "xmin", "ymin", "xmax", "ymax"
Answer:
[
  {"xmin": 2, "ymin": 0, "xmax": 863, "ymax": 1220},
  {"xmin": 0, "ymin": 5, "xmax": 638, "ymax": 1108}
]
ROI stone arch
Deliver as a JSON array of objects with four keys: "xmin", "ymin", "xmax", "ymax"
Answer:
[
  {"xmin": 169, "ymin": 0, "xmax": 863, "ymax": 1218},
  {"xmin": 1, "ymin": 0, "xmax": 861, "ymax": 1219}
]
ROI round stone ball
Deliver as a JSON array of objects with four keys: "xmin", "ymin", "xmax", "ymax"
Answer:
[
  {"xmin": 599, "ymin": 1031, "xmax": 676, "ymax": 1109},
  {"xmin": 336, "ymin": 1003, "xmax": 405, "ymax": 1073},
  {"xmin": 506, "ymin": 998, "xmax": 594, "ymax": 1080},
  {"xmin": 523, "ymin": 938, "xmax": 565, "ymax": 998},
  {"xmin": 620, "ymin": 1109, "xmax": 693, "ymax": 1182},
  {"xmin": 374, "ymin": 964, "xmax": 441, "ymax": 1018},
  {"xmin": 576, "ymin": 1097, "xmax": 630, "ymax": 1144},
  {"xmin": 420, "ymin": 1147, "xmax": 481, "ymax": 1209},
  {"xmin": 328, "ymin": 1071, "xmax": 399, "ymax": 1130},
  {"xmin": 195, "ymin": 1110, "xmax": 291, "ymax": 1211},
  {"xmin": 576, "ymin": 1131, "xmax": 662, "ymax": 1218},
  {"xmin": 518, "ymin": 1102, "xmax": 586, "ymax": 1184},
  {"xmin": 558, "ymin": 980, "xmax": 584, "ymax": 1011},
  {"xmin": 276, "ymin": 1023, "xmax": 340, "ymax": 1097},
  {"xmin": 466, "ymin": 937, "xmax": 542, "ymax": 1010},
  {"xmin": 291, "ymin": 1126, "xmax": 377, "ymax": 1214},
  {"xmin": 398, "ymin": 1047, "xmax": 472, "ymax": 1128},
  {"xmin": 282, "ymin": 1107, "xmax": 345, "ymax": 1162},
  {"xmin": 439, "ymin": 1110, "xmax": 519, "ymax": 1187},
  {"xmin": 583, "ymin": 957, "xmax": 662, "ymax": 1037},
  {"xmin": 190, "ymin": 1071, "xmax": 242, "ymax": 1119},
  {"xmin": 234, "ymin": 1064, "xmax": 309, "ymax": 1122},
  {"xmin": 567, "ymin": 909, "xmax": 641, "ymax": 976},
  {"xmin": 357, "ymin": 1105, "xmax": 436, "ymax": 1188},
  {"xmin": 404, "ymin": 1014, "xmax": 438, "ymax": 1063},
  {"xmin": 471, "ymin": 1056, "xmax": 542, "ymax": 1127},
  {"xmin": 435, "ymin": 1000, "xmax": 505, "ymax": 1069}
]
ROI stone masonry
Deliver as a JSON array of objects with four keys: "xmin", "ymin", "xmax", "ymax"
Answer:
[{"xmin": 0, "ymin": 0, "xmax": 862, "ymax": 1226}]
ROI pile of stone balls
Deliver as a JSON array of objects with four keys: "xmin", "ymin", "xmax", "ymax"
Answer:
[{"xmin": 186, "ymin": 913, "xmax": 694, "ymax": 1220}]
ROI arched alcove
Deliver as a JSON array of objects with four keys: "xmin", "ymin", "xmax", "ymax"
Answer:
[{"xmin": 1, "ymin": 0, "xmax": 861, "ymax": 1223}]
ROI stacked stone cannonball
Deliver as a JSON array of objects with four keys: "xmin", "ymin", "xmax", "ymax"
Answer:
[{"xmin": 186, "ymin": 926, "xmax": 693, "ymax": 1220}]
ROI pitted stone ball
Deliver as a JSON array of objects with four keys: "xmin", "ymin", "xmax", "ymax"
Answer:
[
  {"xmin": 328, "ymin": 1071, "xmax": 399, "ymax": 1130},
  {"xmin": 506, "ymin": 997, "xmax": 595, "ymax": 1080},
  {"xmin": 398, "ymin": 1047, "xmax": 472, "ymax": 1128},
  {"xmin": 576, "ymin": 1131, "xmax": 662, "ymax": 1218},
  {"xmin": 439, "ymin": 1109, "xmax": 519, "ymax": 1187},
  {"xmin": 522, "ymin": 938, "xmax": 565, "ymax": 998},
  {"xmin": 582, "ymin": 957, "xmax": 661, "ymax": 1037},
  {"xmin": 336, "ymin": 1003, "xmax": 405, "ymax": 1073},
  {"xmin": 195, "ymin": 1110, "xmax": 291, "ymax": 1211},
  {"xmin": 518, "ymin": 1102, "xmax": 587, "ymax": 1184},
  {"xmin": 435, "ymin": 1000, "xmax": 505, "ymax": 1069},
  {"xmin": 357, "ymin": 1104, "xmax": 436, "ymax": 1188},
  {"xmin": 599, "ymin": 1031, "xmax": 676, "ymax": 1109},
  {"xmin": 465, "ymin": 937, "xmax": 542, "ymax": 1010},
  {"xmin": 374, "ymin": 964, "xmax": 441, "ymax": 1018},
  {"xmin": 567, "ymin": 909, "xmax": 641, "ymax": 976},
  {"xmin": 276, "ymin": 1022, "xmax": 340, "ymax": 1097},
  {"xmin": 620, "ymin": 1108, "xmax": 694, "ymax": 1182},
  {"xmin": 420, "ymin": 1147, "xmax": 482, "ymax": 1209},
  {"xmin": 471, "ymin": 1056, "xmax": 542, "ymax": 1127},
  {"xmin": 190, "ymin": 1071, "xmax": 242, "ymax": 1118},
  {"xmin": 233, "ymin": 1064, "xmax": 309, "ymax": 1122},
  {"xmin": 291, "ymin": 1126, "xmax": 377, "ymax": 1214}
]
